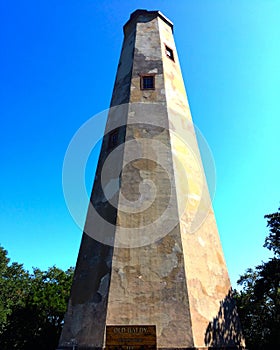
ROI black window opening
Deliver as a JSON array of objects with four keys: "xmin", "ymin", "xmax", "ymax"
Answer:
[
  {"xmin": 109, "ymin": 130, "xmax": 118, "ymax": 148},
  {"xmin": 141, "ymin": 75, "xmax": 155, "ymax": 90},
  {"xmin": 165, "ymin": 45, "xmax": 175, "ymax": 61}
]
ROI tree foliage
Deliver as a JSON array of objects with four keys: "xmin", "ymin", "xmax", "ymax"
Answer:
[
  {"xmin": 234, "ymin": 207, "xmax": 280, "ymax": 350},
  {"xmin": 264, "ymin": 209, "xmax": 280, "ymax": 257},
  {"xmin": 0, "ymin": 247, "xmax": 73, "ymax": 350}
]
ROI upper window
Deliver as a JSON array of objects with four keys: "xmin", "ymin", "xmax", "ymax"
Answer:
[
  {"xmin": 140, "ymin": 75, "xmax": 155, "ymax": 90},
  {"xmin": 165, "ymin": 45, "xmax": 175, "ymax": 61}
]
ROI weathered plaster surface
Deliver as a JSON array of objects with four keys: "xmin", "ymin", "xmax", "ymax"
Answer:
[
  {"xmin": 106, "ymin": 16, "xmax": 193, "ymax": 348},
  {"xmin": 158, "ymin": 17, "xmax": 245, "ymax": 348},
  {"xmin": 58, "ymin": 18, "xmax": 135, "ymax": 348},
  {"xmin": 58, "ymin": 10, "xmax": 245, "ymax": 350}
]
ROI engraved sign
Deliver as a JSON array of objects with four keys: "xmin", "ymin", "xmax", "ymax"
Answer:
[{"xmin": 106, "ymin": 325, "xmax": 156, "ymax": 350}]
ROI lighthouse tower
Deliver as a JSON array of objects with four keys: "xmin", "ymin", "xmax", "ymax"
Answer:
[{"xmin": 58, "ymin": 10, "xmax": 245, "ymax": 350}]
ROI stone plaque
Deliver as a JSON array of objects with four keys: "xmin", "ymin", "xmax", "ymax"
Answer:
[{"xmin": 106, "ymin": 325, "xmax": 156, "ymax": 349}]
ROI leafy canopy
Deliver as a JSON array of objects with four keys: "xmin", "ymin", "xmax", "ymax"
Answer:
[
  {"xmin": 235, "ymin": 207, "xmax": 280, "ymax": 350},
  {"xmin": 0, "ymin": 246, "xmax": 73, "ymax": 350}
]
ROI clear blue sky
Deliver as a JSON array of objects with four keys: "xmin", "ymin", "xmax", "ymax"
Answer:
[{"xmin": 0, "ymin": 0, "xmax": 279, "ymax": 288}]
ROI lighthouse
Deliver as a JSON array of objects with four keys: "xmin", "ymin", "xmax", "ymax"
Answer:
[{"xmin": 58, "ymin": 10, "xmax": 245, "ymax": 350}]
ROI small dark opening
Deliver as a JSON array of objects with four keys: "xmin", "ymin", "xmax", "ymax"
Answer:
[
  {"xmin": 141, "ymin": 75, "xmax": 155, "ymax": 90},
  {"xmin": 109, "ymin": 131, "xmax": 118, "ymax": 148},
  {"xmin": 165, "ymin": 45, "xmax": 175, "ymax": 61}
]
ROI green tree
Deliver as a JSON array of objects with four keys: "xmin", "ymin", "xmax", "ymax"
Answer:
[
  {"xmin": 0, "ymin": 247, "xmax": 74, "ymax": 349},
  {"xmin": 264, "ymin": 209, "xmax": 280, "ymax": 257},
  {"xmin": 0, "ymin": 247, "xmax": 29, "ymax": 332},
  {"xmin": 235, "ymin": 207, "xmax": 280, "ymax": 350}
]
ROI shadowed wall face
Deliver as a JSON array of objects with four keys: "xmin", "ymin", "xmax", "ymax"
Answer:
[{"xmin": 58, "ymin": 10, "xmax": 245, "ymax": 350}]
